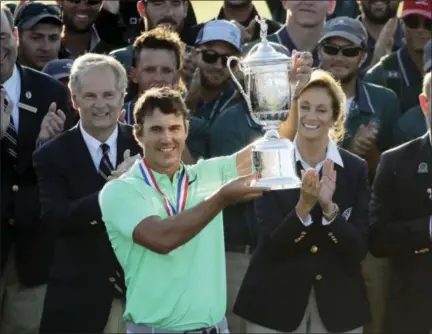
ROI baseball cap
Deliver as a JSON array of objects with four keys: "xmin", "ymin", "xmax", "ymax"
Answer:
[
  {"xmin": 195, "ymin": 20, "xmax": 242, "ymax": 52},
  {"xmin": 319, "ymin": 17, "xmax": 368, "ymax": 48},
  {"xmin": 14, "ymin": 2, "xmax": 62, "ymax": 30},
  {"xmin": 42, "ymin": 59, "xmax": 74, "ymax": 81},
  {"xmin": 424, "ymin": 40, "xmax": 432, "ymax": 72},
  {"xmin": 399, "ymin": 0, "xmax": 432, "ymax": 20}
]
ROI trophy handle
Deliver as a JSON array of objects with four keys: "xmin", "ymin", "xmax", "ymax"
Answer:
[{"xmin": 227, "ymin": 56, "xmax": 252, "ymax": 112}]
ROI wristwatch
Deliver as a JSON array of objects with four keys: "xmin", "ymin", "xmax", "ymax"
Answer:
[{"xmin": 323, "ymin": 203, "xmax": 339, "ymax": 221}]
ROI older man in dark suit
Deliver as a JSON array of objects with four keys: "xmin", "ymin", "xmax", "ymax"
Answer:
[
  {"xmin": 34, "ymin": 53, "xmax": 142, "ymax": 334},
  {"xmin": 369, "ymin": 71, "xmax": 432, "ymax": 334},
  {"xmin": 0, "ymin": 5, "xmax": 75, "ymax": 334}
]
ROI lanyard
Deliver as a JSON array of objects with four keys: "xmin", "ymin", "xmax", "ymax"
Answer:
[{"xmin": 138, "ymin": 158, "xmax": 189, "ymax": 216}]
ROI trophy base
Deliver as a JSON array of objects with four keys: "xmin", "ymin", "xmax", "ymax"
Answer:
[{"xmin": 251, "ymin": 176, "xmax": 301, "ymax": 191}]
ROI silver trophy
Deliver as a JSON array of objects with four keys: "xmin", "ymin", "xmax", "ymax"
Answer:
[{"xmin": 227, "ymin": 16, "xmax": 301, "ymax": 190}]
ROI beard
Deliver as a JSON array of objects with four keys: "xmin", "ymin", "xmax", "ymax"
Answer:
[
  {"xmin": 339, "ymin": 70, "xmax": 359, "ymax": 84},
  {"xmin": 225, "ymin": 0, "xmax": 251, "ymax": 10},
  {"xmin": 361, "ymin": 1, "xmax": 398, "ymax": 24},
  {"xmin": 200, "ymin": 70, "xmax": 228, "ymax": 90}
]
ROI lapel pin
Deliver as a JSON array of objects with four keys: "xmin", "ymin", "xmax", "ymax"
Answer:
[
  {"xmin": 25, "ymin": 91, "xmax": 32, "ymax": 99},
  {"xmin": 418, "ymin": 162, "xmax": 428, "ymax": 174},
  {"xmin": 428, "ymin": 188, "xmax": 432, "ymax": 200}
]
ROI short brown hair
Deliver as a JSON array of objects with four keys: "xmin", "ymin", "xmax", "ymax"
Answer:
[
  {"xmin": 132, "ymin": 26, "xmax": 184, "ymax": 70},
  {"xmin": 133, "ymin": 86, "xmax": 188, "ymax": 137}
]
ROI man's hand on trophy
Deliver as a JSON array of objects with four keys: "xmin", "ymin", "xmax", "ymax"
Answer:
[
  {"xmin": 108, "ymin": 149, "xmax": 141, "ymax": 180},
  {"xmin": 216, "ymin": 173, "xmax": 270, "ymax": 205},
  {"xmin": 289, "ymin": 50, "xmax": 313, "ymax": 99}
]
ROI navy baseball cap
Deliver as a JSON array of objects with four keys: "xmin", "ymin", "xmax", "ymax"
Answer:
[
  {"xmin": 319, "ymin": 17, "xmax": 368, "ymax": 48},
  {"xmin": 14, "ymin": 2, "xmax": 62, "ymax": 30},
  {"xmin": 42, "ymin": 59, "xmax": 74, "ymax": 81},
  {"xmin": 195, "ymin": 20, "xmax": 242, "ymax": 52}
]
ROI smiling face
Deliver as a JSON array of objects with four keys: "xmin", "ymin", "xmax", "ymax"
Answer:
[
  {"xmin": 319, "ymin": 37, "xmax": 367, "ymax": 83},
  {"xmin": 297, "ymin": 86, "xmax": 336, "ymax": 142},
  {"xmin": 144, "ymin": 0, "xmax": 188, "ymax": 32},
  {"xmin": 71, "ymin": 66, "xmax": 123, "ymax": 133},
  {"xmin": 61, "ymin": 0, "xmax": 102, "ymax": 32},
  {"xmin": 0, "ymin": 9, "xmax": 18, "ymax": 84},
  {"xmin": 136, "ymin": 108, "xmax": 187, "ymax": 174}
]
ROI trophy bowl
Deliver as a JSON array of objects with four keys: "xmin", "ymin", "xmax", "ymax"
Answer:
[{"xmin": 227, "ymin": 16, "xmax": 301, "ymax": 190}]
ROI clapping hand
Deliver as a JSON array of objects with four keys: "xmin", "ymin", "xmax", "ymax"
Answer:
[
  {"xmin": 296, "ymin": 169, "xmax": 320, "ymax": 220},
  {"xmin": 37, "ymin": 102, "xmax": 66, "ymax": 143},
  {"xmin": 108, "ymin": 149, "xmax": 141, "ymax": 180},
  {"xmin": 318, "ymin": 160, "xmax": 337, "ymax": 213},
  {"xmin": 1, "ymin": 88, "xmax": 13, "ymax": 139}
]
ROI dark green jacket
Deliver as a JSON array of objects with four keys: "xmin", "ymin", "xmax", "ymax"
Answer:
[
  {"xmin": 342, "ymin": 80, "xmax": 401, "ymax": 153},
  {"xmin": 363, "ymin": 47, "xmax": 422, "ymax": 114},
  {"xmin": 208, "ymin": 101, "xmax": 263, "ymax": 249},
  {"xmin": 110, "ymin": 45, "xmax": 133, "ymax": 72},
  {"xmin": 394, "ymin": 105, "xmax": 428, "ymax": 145}
]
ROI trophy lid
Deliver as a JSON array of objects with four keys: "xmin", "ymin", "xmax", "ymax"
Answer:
[{"xmin": 242, "ymin": 16, "xmax": 289, "ymax": 67}]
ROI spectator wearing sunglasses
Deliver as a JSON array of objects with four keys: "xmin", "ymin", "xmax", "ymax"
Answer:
[
  {"xmin": 57, "ymin": 0, "xmax": 116, "ymax": 59},
  {"xmin": 364, "ymin": 0, "xmax": 432, "ymax": 114},
  {"xmin": 319, "ymin": 16, "xmax": 401, "ymax": 334},
  {"xmin": 14, "ymin": 2, "xmax": 63, "ymax": 71},
  {"xmin": 184, "ymin": 20, "xmax": 243, "ymax": 160},
  {"xmin": 394, "ymin": 39, "xmax": 431, "ymax": 145}
]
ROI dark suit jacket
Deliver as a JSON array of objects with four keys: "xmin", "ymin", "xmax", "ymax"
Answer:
[
  {"xmin": 234, "ymin": 148, "xmax": 371, "ymax": 333},
  {"xmin": 34, "ymin": 123, "xmax": 142, "ymax": 333},
  {"xmin": 0, "ymin": 65, "xmax": 75, "ymax": 285},
  {"xmin": 369, "ymin": 133, "xmax": 432, "ymax": 334}
]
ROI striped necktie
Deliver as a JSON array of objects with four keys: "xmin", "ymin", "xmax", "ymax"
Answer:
[
  {"xmin": 99, "ymin": 143, "xmax": 114, "ymax": 181},
  {"xmin": 1, "ymin": 85, "xmax": 18, "ymax": 161}
]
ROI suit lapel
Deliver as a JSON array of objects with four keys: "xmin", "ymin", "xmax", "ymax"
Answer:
[
  {"xmin": 416, "ymin": 134, "xmax": 432, "ymax": 184},
  {"xmin": 69, "ymin": 125, "xmax": 105, "ymax": 188},
  {"xmin": 116, "ymin": 123, "xmax": 128, "ymax": 168}
]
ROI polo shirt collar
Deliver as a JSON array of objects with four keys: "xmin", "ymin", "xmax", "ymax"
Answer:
[
  {"xmin": 275, "ymin": 25, "xmax": 320, "ymax": 67},
  {"xmin": 132, "ymin": 158, "xmax": 194, "ymax": 185},
  {"xmin": 396, "ymin": 46, "xmax": 423, "ymax": 88},
  {"xmin": 355, "ymin": 79, "xmax": 376, "ymax": 114},
  {"xmin": 294, "ymin": 138, "xmax": 344, "ymax": 168}
]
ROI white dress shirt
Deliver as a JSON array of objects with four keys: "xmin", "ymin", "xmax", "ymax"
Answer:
[
  {"xmin": 3, "ymin": 65, "xmax": 21, "ymax": 131},
  {"xmin": 294, "ymin": 139, "xmax": 344, "ymax": 226},
  {"xmin": 79, "ymin": 122, "xmax": 118, "ymax": 171}
]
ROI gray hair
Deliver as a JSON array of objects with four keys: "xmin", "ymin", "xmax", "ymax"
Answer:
[
  {"xmin": 1, "ymin": 4, "xmax": 14, "ymax": 31},
  {"xmin": 68, "ymin": 53, "xmax": 128, "ymax": 95}
]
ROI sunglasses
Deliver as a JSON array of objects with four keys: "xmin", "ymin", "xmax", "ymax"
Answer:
[
  {"xmin": 200, "ymin": 50, "xmax": 237, "ymax": 68},
  {"xmin": 321, "ymin": 43, "xmax": 364, "ymax": 58},
  {"xmin": 403, "ymin": 15, "xmax": 432, "ymax": 31},
  {"xmin": 65, "ymin": 0, "xmax": 103, "ymax": 5}
]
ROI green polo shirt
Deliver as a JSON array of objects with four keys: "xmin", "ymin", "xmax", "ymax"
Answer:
[
  {"xmin": 99, "ymin": 155, "xmax": 239, "ymax": 330},
  {"xmin": 363, "ymin": 47, "xmax": 423, "ymax": 114},
  {"xmin": 394, "ymin": 105, "xmax": 428, "ymax": 145}
]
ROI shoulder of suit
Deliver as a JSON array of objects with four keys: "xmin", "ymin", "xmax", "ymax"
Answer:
[
  {"xmin": 382, "ymin": 135, "xmax": 425, "ymax": 159},
  {"xmin": 338, "ymin": 147, "xmax": 368, "ymax": 169},
  {"xmin": 22, "ymin": 66, "xmax": 66, "ymax": 90},
  {"xmin": 34, "ymin": 126, "xmax": 76, "ymax": 160}
]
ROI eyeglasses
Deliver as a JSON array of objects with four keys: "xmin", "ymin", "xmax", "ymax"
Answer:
[
  {"xmin": 321, "ymin": 43, "xmax": 365, "ymax": 58},
  {"xmin": 200, "ymin": 50, "xmax": 237, "ymax": 68},
  {"xmin": 65, "ymin": 0, "xmax": 103, "ymax": 5},
  {"xmin": 403, "ymin": 15, "xmax": 432, "ymax": 31}
]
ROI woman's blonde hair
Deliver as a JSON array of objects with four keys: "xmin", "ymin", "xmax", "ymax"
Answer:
[{"xmin": 279, "ymin": 69, "xmax": 346, "ymax": 143}]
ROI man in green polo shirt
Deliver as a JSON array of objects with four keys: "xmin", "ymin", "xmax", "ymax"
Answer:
[{"xmin": 98, "ymin": 87, "xmax": 267, "ymax": 333}]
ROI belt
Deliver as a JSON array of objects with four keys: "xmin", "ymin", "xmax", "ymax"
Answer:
[
  {"xmin": 225, "ymin": 244, "xmax": 254, "ymax": 255},
  {"xmin": 126, "ymin": 317, "xmax": 228, "ymax": 334}
]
